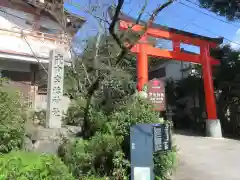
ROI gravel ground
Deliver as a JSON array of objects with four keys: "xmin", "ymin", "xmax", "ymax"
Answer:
[{"xmin": 172, "ymin": 134, "xmax": 240, "ymax": 180}]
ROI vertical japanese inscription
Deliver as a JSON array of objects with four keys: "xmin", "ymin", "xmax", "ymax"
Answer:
[
  {"xmin": 153, "ymin": 124, "xmax": 172, "ymax": 152},
  {"xmin": 46, "ymin": 50, "xmax": 65, "ymax": 128},
  {"xmin": 147, "ymin": 79, "xmax": 166, "ymax": 111}
]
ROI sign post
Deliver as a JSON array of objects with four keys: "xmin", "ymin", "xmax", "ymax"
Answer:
[
  {"xmin": 147, "ymin": 78, "xmax": 166, "ymax": 112},
  {"xmin": 131, "ymin": 80, "xmax": 171, "ymax": 179},
  {"xmin": 130, "ymin": 124, "xmax": 154, "ymax": 180},
  {"xmin": 130, "ymin": 123, "xmax": 172, "ymax": 180}
]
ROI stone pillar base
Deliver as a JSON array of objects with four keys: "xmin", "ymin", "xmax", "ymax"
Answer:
[{"xmin": 206, "ymin": 119, "xmax": 222, "ymax": 138}]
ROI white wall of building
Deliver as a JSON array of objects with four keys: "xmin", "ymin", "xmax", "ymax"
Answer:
[
  {"xmin": 0, "ymin": 6, "xmax": 70, "ymax": 62},
  {"xmin": 0, "ymin": 7, "xmax": 33, "ymax": 30},
  {"xmin": 39, "ymin": 15, "xmax": 62, "ymax": 31},
  {"xmin": 0, "ymin": 5, "xmax": 74, "ymax": 113},
  {"xmin": 165, "ymin": 61, "xmax": 183, "ymax": 80},
  {"xmin": 152, "ymin": 60, "xmax": 192, "ymax": 81}
]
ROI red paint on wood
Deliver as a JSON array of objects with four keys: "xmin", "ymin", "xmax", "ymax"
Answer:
[
  {"xmin": 119, "ymin": 21, "xmax": 219, "ymax": 48},
  {"xmin": 173, "ymin": 41, "xmax": 180, "ymax": 52},
  {"xmin": 131, "ymin": 44, "xmax": 220, "ymax": 65},
  {"xmin": 137, "ymin": 43, "xmax": 148, "ymax": 91},
  {"xmin": 201, "ymin": 45, "xmax": 217, "ymax": 120}
]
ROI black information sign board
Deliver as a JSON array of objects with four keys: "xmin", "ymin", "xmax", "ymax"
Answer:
[{"xmin": 153, "ymin": 124, "xmax": 172, "ymax": 152}]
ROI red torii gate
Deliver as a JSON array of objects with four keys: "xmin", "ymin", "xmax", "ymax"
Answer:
[{"xmin": 110, "ymin": 10, "xmax": 223, "ymax": 137}]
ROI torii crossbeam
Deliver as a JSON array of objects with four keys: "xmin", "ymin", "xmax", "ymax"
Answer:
[{"xmin": 109, "ymin": 9, "xmax": 223, "ymax": 138}]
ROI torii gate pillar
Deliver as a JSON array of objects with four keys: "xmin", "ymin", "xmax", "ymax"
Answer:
[
  {"xmin": 201, "ymin": 45, "xmax": 222, "ymax": 138},
  {"xmin": 137, "ymin": 36, "xmax": 148, "ymax": 91}
]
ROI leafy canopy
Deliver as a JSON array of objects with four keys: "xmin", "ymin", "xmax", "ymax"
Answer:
[{"xmin": 199, "ymin": 0, "xmax": 240, "ymax": 20}]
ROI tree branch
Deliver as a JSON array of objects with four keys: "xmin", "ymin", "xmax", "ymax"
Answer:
[
  {"xmin": 69, "ymin": 2, "xmax": 111, "ymax": 25},
  {"xmin": 71, "ymin": 46, "xmax": 92, "ymax": 85},
  {"xmin": 109, "ymin": 0, "xmax": 125, "ymax": 49},
  {"xmin": 112, "ymin": 0, "xmax": 174, "ymax": 66},
  {"xmin": 136, "ymin": 0, "xmax": 149, "ymax": 24},
  {"xmin": 147, "ymin": 0, "xmax": 173, "ymax": 27}
]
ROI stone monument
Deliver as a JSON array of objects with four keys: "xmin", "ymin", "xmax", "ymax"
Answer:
[{"xmin": 46, "ymin": 50, "xmax": 65, "ymax": 128}]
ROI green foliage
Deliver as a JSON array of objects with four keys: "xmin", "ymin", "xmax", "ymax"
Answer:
[
  {"xmin": 112, "ymin": 151, "xmax": 130, "ymax": 180},
  {"xmin": 64, "ymin": 33, "xmax": 137, "ymax": 139},
  {"xmin": 0, "ymin": 80, "xmax": 27, "ymax": 153},
  {"xmin": 62, "ymin": 31, "xmax": 177, "ymax": 180},
  {"xmin": 108, "ymin": 97, "xmax": 160, "ymax": 137},
  {"xmin": 95, "ymin": 70, "xmax": 136, "ymax": 114},
  {"xmin": 58, "ymin": 133, "xmax": 123, "ymax": 178},
  {"xmin": 199, "ymin": 0, "xmax": 240, "ymax": 20},
  {"xmin": 63, "ymin": 98, "xmax": 108, "ymax": 139},
  {"xmin": 59, "ymin": 97, "xmax": 177, "ymax": 180},
  {"xmin": 212, "ymin": 45, "xmax": 240, "ymax": 136},
  {"xmin": 64, "ymin": 34, "xmax": 137, "ymax": 100},
  {"xmin": 154, "ymin": 146, "xmax": 178, "ymax": 180},
  {"xmin": 0, "ymin": 151, "xmax": 74, "ymax": 180},
  {"xmin": 81, "ymin": 176, "xmax": 107, "ymax": 180},
  {"xmin": 29, "ymin": 110, "xmax": 46, "ymax": 126},
  {"xmin": 165, "ymin": 75, "xmax": 205, "ymax": 131},
  {"xmin": 166, "ymin": 45, "xmax": 240, "ymax": 137},
  {"xmin": 58, "ymin": 138, "xmax": 93, "ymax": 178},
  {"xmin": 63, "ymin": 98, "xmax": 86, "ymax": 126}
]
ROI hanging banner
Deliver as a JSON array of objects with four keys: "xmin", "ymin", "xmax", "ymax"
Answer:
[{"xmin": 147, "ymin": 78, "xmax": 166, "ymax": 111}]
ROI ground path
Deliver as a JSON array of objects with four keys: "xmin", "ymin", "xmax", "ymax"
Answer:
[{"xmin": 172, "ymin": 133, "xmax": 240, "ymax": 180}]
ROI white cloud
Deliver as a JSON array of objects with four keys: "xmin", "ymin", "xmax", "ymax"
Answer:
[{"xmin": 230, "ymin": 29, "xmax": 240, "ymax": 50}]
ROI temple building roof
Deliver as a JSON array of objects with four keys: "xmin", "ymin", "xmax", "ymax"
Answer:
[{"xmin": 18, "ymin": 0, "xmax": 86, "ymax": 36}]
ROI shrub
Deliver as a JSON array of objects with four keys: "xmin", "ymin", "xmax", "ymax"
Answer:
[
  {"xmin": 0, "ymin": 82, "xmax": 27, "ymax": 153},
  {"xmin": 63, "ymin": 98, "xmax": 85, "ymax": 126},
  {"xmin": 58, "ymin": 138, "xmax": 93, "ymax": 178},
  {"xmin": 112, "ymin": 151, "xmax": 130, "ymax": 180},
  {"xmin": 58, "ymin": 133, "xmax": 123, "ymax": 178},
  {"xmin": 29, "ymin": 110, "xmax": 46, "ymax": 126},
  {"xmin": 81, "ymin": 176, "xmax": 107, "ymax": 180},
  {"xmin": 109, "ymin": 97, "xmax": 177, "ymax": 180},
  {"xmin": 108, "ymin": 97, "xmax": 160, "ymax": 137},
  {"xmin": 59, "ymin": 97, "xmax": 177, "ymax": 180},
  {"xmin": 0, "ymin": 151, "xmax": 75, "ymax": 180},
  {"xmin": 63, "ymin": 98, "xmax": 107, "ymax": 136},
  {"xmin": 154, "ymin": 145, "xmax": 178, "ymax": 180}
]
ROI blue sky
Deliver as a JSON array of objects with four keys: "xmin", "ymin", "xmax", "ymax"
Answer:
[{"xmin": 65, "ymin": 0, "xmax": 240, "ymax": 52}]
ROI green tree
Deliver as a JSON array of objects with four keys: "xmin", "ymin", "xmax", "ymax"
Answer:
[
  {"xmin": 199, "ymin": 0, "xmax": 240, "ymax": 20},
  {"xmin": 0, "ymin": 79, "xmax": 27, "ymax": 153},
  {"xmin": 64, "ymin": 34, "xmax": 137, "ymax": 138},
  {"xmin": 61, "ymin": 1, "xmax": 177, "ymax": 179},
  {"xmin": 211, "ymin": 45, "xmax": 240, "ymax": 136},
  {"xmin": 168, "ymin": 45, "xmax": 240, "ymax": 136}
]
